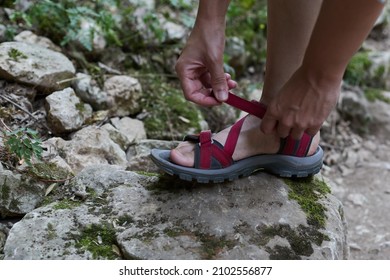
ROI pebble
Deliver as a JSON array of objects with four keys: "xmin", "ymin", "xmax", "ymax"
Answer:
[{"xmin": 347, "ymin": 193, "xmax": 367, "ymax": 207}]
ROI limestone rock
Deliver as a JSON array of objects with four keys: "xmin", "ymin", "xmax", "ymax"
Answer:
[
  {"xmin": 46, "ymin": 88, "xmax": 93, "ymax": 134},
  {"xmin": 338, "ymin": 88, "xmax": 371, "ymax": 134},
  {"xmin": 104, "ymin": 75, "xmax": 142, "ymax": 117},
  {"xmin": 0, "ymin": 168, "xmax": 46, "ymax": 218},
  {"xmin": 367, "ymin": 96, "xmax": 390, "ymax": 141},
  {"xmin": 162, "ymin": 20, "xmax": 186, "ymax": 42},
  {"xmin": 45, "ymin": 126, "xmax": 127, "ymax": 174},
  {"xmin": 126, "ymin": 139, "xmax": 179, "ymax": 172},
  {"xmin": 110, "ymin": 117, "xmax": 147, "ymax": 143},
  {"xmin": 3, "ymin": 165, "xmax": 348, "ymax": 260},
  {"xmin": 14, "ymin": 31, "xmax": 62, "ymax": 52},
  {"xmin": 0, "ymin": 24, "xmax": 6, "ymax": 43},
  {"xmin": 0, "ymin": 42, "xmax": 75, "ymax": 91},
  {"xmin": 72, "ymin": 73, "xmax": 108, "ymax": 110}
]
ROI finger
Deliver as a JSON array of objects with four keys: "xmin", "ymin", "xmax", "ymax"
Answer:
[
  {"xmin": 276, "ymin": 123, "xmax": 291, "ymax": 139},
  {"xmin": 260, "ymin": 115, "xmax": 278, "ymax": 135},
  {"xmin": 180, "ymin": 78, "xmax": 219, "ymax": 106},
  {"xmin": 189, "ymin": 88, "xmax": 221, "ymax": 107},
  {"xmin": 210, "ymin": 65, "xmax": 229, "ymax": 102},
  {"xmin": 199, "ymin": 72, "xmax": 237, "ymax": 90},
  {"xmin": 227, "ymin": 79, "xmax": 237, "ymax": 89},
  {"xmin": 290, "ymin": 127, "xmax": 305, "ymax": 140},
  {"xmin": 305, "ymin": 125, "xmax": 321, "ymax": 137}
]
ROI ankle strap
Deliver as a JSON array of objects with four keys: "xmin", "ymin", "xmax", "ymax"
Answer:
[
  {"xmin": 225, "ymin": 92, "xmax": 267, "ymax": 119},
  {"xmin": 224, "ymin": 92, "xmax": 313, "ymax": 157}
]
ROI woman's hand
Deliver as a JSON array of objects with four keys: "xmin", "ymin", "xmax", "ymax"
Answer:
[
  {"xmin": 175, "ymin": 0, "xmax": 235, "ymax": 107},
  {"xmin": 260, "ymin": 66, "xmax": 341, "ymax": 139}
]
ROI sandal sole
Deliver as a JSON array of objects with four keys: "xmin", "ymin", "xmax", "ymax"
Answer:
[{"xmin": 150, "ymin": 147, "xmax": 324, "ymax": 183}]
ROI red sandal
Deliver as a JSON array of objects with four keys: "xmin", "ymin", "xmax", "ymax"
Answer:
[{"xmin": 151, "ymin": 92, "xmax": 323, "ymax": 183}]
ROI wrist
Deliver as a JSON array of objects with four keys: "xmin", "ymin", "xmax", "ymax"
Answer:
[{"xmin": 299, "ymin": 62, "xmax": 343, "ymax": 91}]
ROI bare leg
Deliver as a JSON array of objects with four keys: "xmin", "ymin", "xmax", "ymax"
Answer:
[
  {"xmin": 261, "ymin": 0, "xmax": 323, "ymax": 104},
  {"xmin": 171, "ymin": 0, "xmax": 323, "ymax": 167}
]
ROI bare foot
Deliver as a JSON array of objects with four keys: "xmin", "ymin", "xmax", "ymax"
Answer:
[{"xmin": 170, "ymin": 114, "xmax": 320, "ymax": 167}]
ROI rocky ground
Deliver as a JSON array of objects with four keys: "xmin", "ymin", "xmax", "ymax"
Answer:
[{"xmin": 324, "ymin": 138, "xmax": 390, "ymax": 260}]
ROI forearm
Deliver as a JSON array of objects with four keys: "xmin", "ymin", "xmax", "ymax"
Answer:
[{"xmin": 302, "ymin": 0, "xmax": 385, "ymax": 82}]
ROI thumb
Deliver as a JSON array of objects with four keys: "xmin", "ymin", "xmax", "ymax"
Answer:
[{"xmin": 210, "ymin": 66, "xmax": 229, "ymax": 102}]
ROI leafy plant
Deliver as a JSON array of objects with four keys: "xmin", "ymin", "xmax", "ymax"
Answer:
[
  {"xmin": 3, "ymin": 128, "xmax": 43, "ymax": 166},
  {"xmin": 10, "ymin": 0, "xmax": 121, "ymax": 51}
]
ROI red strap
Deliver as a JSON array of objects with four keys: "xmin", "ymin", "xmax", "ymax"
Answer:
[
  {"xmin": 223, "ymin": 116, "xmax": 246, "ymax": 157},
  {"xmin": 198, "ymin": 130, "xmax": 233, "ymax": 169},
  {"xmin": 281, "ymin": 135, "xmax": 296, "ymax": 155},
  {"xmin": 225, "ymin": 92, "xmax": 267, "ymax": 119},
  {"xmin": 295, "ymin": 133, "xmax": 313, "ymax": 157},
  {"xmin": 225, "ymin": 92, "xmax": 313, "ymax": 157},
  {"xmin": 211, "ymin": 145, "xmax": 233, "ymax": 167},
  {"xmin": 199, "ymin": 131, "xmax": 212, "ymax": 169}
]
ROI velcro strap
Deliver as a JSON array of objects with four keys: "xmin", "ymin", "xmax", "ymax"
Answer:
[
  {"xmin": 225, "ymin": 92, "xmax": 267, "ymax": 119},
  {"xmin": 199, "ymin": 130, "xmax": 212, "ymax": 145}
]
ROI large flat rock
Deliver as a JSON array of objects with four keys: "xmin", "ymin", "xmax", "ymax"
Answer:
[{"xmin": 3, "ymin": 165, "xmax": 347, "ymax": 260}]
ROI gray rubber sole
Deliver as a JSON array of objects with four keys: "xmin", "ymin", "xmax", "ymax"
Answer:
[{"xmin": 150, "ymin": 147, "xmax": 324, "ymax": 183}]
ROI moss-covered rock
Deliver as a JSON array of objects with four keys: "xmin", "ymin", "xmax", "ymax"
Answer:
[{"xmin": 141, "ymin": 79, "xmax": 204, "ymax": 140}]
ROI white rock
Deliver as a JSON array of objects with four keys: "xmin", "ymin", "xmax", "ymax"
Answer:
[{"xmin": 0, "ymin": 42, "xmax": 75, "ymax": 91}]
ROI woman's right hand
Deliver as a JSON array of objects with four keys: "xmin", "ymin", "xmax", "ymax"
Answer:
[{"xmin": 175, "ymin": 18, "xmax": 236, "ymax": 107}]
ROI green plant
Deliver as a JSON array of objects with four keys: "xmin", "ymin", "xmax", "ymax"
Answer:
[
  {"xmin": 344, "ymin": 52, "xmax": 372, "ymax": 86},
  {"xmin": 365, "ymin": 88, "xmax": 390, "ymax": 103},
  {"xmin": 8, "ymin": 48, "xmax": 28, "ymax": 61},
  {"xmin": 11, "ymin": 0, "xmax": 121, "ymax": 51},
  {"xmin": 3, "ymin": 127, "xmax": 43, "ymax": 166}
]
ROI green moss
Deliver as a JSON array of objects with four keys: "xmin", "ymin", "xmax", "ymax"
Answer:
[
  {"xmin": 132, "ymin": 229, "xmax": 160, "ymax": 243},
  {"xmin": 30, "ymin": 162, "xmax": 72, "ymax": 181},
  {"xmin": 140, "ymin": 79, "xmax": 202, "ymax": 140},
  {"xmin": 163, "ymin": 226, "xmax": 236, "ymax": 259},
  {"xmin": 75, "ymin": 102, "xmax": 87, "ymax": 113},
  {"xmin": 145, "ymin": 174, "xmax": 196, "ymax": 194},
  {"xmin": 39, "ymin": 196, "xmax": 56, "ymax": 207},
  {"xmin": 197, "ymin": 233, "xmax": 236, "ymax": 259},
  {"xmin": 284, "ymin": 177, "xmax": 331, "ymax": 228},
  {"xmin": 259, "ymin": 224, "xmax": 330, "ymax": 259},
  {"xmin": 374, "ymin": 65, "xmax": 386, "ymax": 80},
  {"xmin": 53, "ymin": 199, "xmax": 81, "ymax": 210},
  {"xmin": 75, "ymin": 223, "xmax": 119, "ymax": 260},
  {"xmin": 163, "ymin": 227, "xmax": 186, "ymax": 238},
  {"xmin": 135, "ymin": 171, "xmax": 160, "ymax": 177},
  {"xmin": 9, "ymin": 198, "xmax": 20, "ymax": 211},
  {"xmin": 8, "ymin": 48, "xmax": 28, "ymax": 62},
  {"xmin": 268, "ymin": 245, "xmax": 300, "ymax": 260},
  {"xmin": 46, "ymin": 222, "xmax": 57, "ymax": 240},
  {"xmin": 344, "ymin": 52, "xmax": 372, "ymax": 86},
  {"xmin": 117, "ymin": 214, "xmax": 135, "ymax": 226},
  {"xmin": 364, "ymin": 88, "xmax": 390, "ymax": 103},
  {"xmin": 1, "ymin": 179, "xmax": 10, "ymax": 201}
]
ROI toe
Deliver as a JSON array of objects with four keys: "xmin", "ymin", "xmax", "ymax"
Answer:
[{"xmin": 170, "ymin": 142, "xmax": 195, "ymax": 167}]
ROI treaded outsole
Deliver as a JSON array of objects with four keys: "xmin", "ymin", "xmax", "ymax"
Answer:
[{"xmin": 150, "ymin": 148, "xmax": 324, "ymax": 184}]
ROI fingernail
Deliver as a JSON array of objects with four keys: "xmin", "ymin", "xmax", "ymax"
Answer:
[{"xmin": 217, "ymin": 90, "xmax": 228, "ymax": 101}]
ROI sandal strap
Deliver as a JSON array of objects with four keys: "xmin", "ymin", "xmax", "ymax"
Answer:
[
  {"xmin": 194, "ymin": 130, "xmax": 234, "ymax": 169},
  {"xmin": 223, "ymin": 116, "xmax": 246, "ymax": 156},
  {"xmin": 225, "ymin": 91, "xmax": 313, "ymax": 157},
  {"xmin": 278, "ymin": 134, "xmax": 313, "ymax": 157},
  {"xmin": 225, "ymin": 92, "xmax": 267, "ymax": 119}
]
